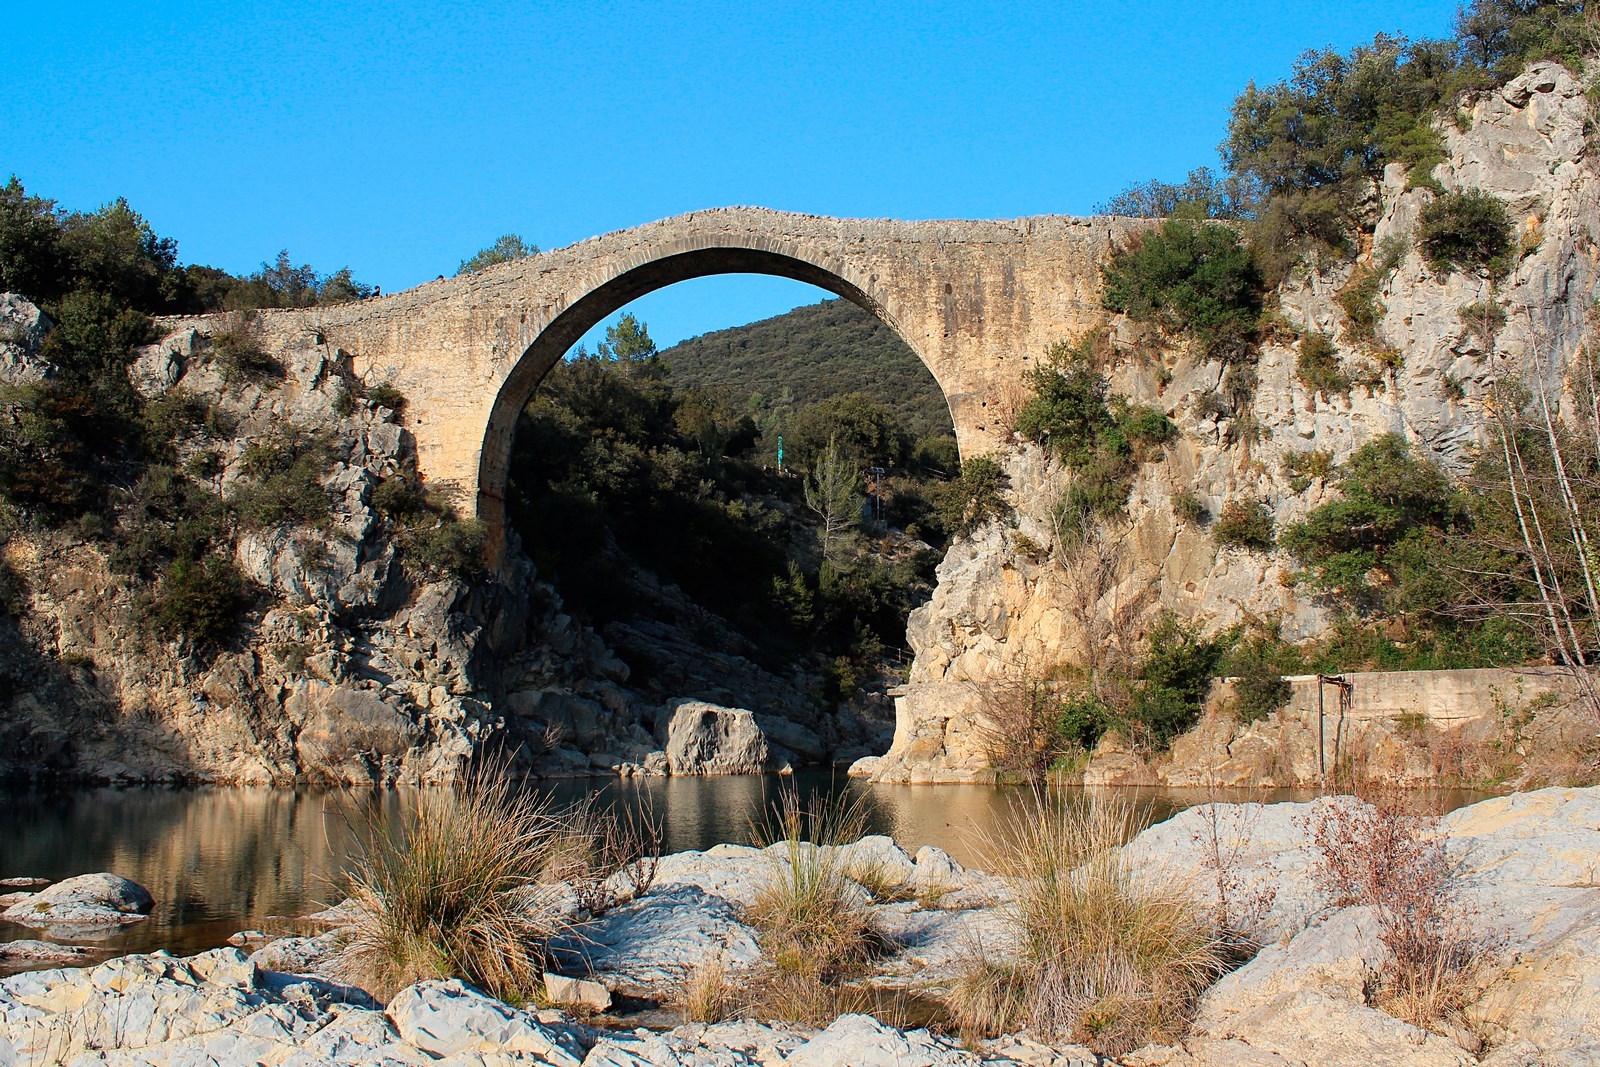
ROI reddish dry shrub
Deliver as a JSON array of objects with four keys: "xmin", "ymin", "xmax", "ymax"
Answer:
[{"xmin": 1302, "ymin": 793, "xmax": 1497, "ymax": 1035}]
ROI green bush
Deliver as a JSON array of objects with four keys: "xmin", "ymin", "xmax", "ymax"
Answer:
[
  {"xmin": 368, "ymin": 382, "xmax": 407, "ymax": 413},
  {"xmin": 1283, "ymin": 450, "xmax": 1335, "ymax": 492},
  {"xmin": 1337, "ymin": 267, "xmax": 1386, "ymax": 344},
  {"xmin": 1101, "ymin": 220, "xmax": 1263, "ymax": 359},
  {"xmin": 1213, "ymin": 498, "xmax": 1276, "ymax": 551},
  {"xmin": 1279, "ymin": 435, "xmax": 1463, "ymax": 615},
  {"xmin": 1224, "ymin": 635, "xmax": 1294, "ymax": 724},
  {"xmin": 1171, "ymin": 490, "xmax": 1208, "ymax": 525},
  {"xmin": 934, "ymin": 456, "xmax": 1011, "ymax": 538},
  {"xmin": 1127, "ymin": 613, "xmax": 1226, "ymax": 749},
  {"xmin": 407, "ymin": 517, "xmax": 489, "ymax": 580},
  {"xmin": 151, "ymin": 554, "xmax": 250, "ymax": 646},
  {"xmin": 1115, "ymin": 401, "xmax": 1175, "ymax": 445},
  {"xmin": 1419, "ymin": 190, "xmax": 1513, "ymax": 276},
  {"xmin": 1297, "ymin": 332, "xmax": 1351, "ymax": 398},
  {"xmin": 212, "ymin": 324, "xmax": 283, "ymax": 386},
  {"xmin": 231, "ymin": 431, "xmax": 334, "ymax": 528}
]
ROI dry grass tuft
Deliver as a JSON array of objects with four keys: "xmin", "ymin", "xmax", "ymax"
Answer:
[
  {"xmin": 678, "ymin": 956, "xmax": 740, "ymax": 1024},
  {"xmin": 745, "ymin": 785, "xmax": 885, "ymax": 982},
  {"xmin": 542, "ymin": 792, "xmax": 662, "ymax": 915},
  {"xmin": 335, "ymin": 762, "xmax": 571, "ymax": 1002},
  {"xmin": 948, "ymin": 793, "xmax": 1231, "ymax": 1057}
]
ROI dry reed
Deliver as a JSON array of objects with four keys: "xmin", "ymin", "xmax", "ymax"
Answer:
[
  {"xmin": 336, "ymin": 762, "xmax": 572, "ymax": 1002},
  {"xmin": 949, "ymin": 793, "xmax": 1230, "ymax": 1057}
]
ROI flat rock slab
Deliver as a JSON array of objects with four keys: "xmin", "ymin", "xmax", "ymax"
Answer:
[
  {"xmin": 0, "ymin": 872, "xmax": 153, "ymax": 930},
  {"xmin": 552, "ymin": 885, "xmax": 763, "ymax": 999},
  {"xmin": 0, "ymin": 939, "xmax": 98, "ymax": 964}
]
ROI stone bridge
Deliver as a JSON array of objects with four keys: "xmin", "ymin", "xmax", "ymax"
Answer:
[{"xmin": 167, "ymin": 207, "xmax": 1144, "ymax": 553}]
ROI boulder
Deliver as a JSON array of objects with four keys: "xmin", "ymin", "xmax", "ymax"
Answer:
[
  {"xmin": 385, "ymin": 979, "xmax": 585, "ymax": 1065},
  {"xmin": 663, "ymin": 700, "xmax": 772, "ymax": 775},
  {"xmin": 0, "ymin": 872, "xmax": 153, "ymax": 929},
  {"xmin": 550, "ymin": 884, "xmax": 763, "ymax": 999},
  {"xmin": 786, "ymin": 1013, "xmax": 988, "ymax": 1066},
  {"xmin": 0, "ymin": 939, "xmax": 97, "ymax": 964}
]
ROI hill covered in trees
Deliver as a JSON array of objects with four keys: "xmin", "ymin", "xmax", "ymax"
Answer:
[{"xmin": 656, "ymin": 299, "xmax": 954, "ymax": 446}]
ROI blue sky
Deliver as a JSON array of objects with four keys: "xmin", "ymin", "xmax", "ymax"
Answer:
[{"xmin": 8, "ymin": 1, "xmax": 1459, "ymax": 348}]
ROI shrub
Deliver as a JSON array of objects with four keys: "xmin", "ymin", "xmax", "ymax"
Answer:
[
  {"xmin": 934, "ymin": 455, "xmax": 1011, "ymax": 537},
  {"xmin": 978, "ymin": 673, "xmax": 1111, "ymax": 780},
  {"xmin": 949, "ymin": 794, "xmax": 1230, "ymax": 1056},
  {"xmin": 1419, "ymin": 190, "xmax": 1513, "ymax": 276},
  {"xmin": 1337, "ymin": 267, "xmax": 1386, "ymax": 344},
  {"xmin": 1172, "ymin": 490, "xmax": 1208, "ymax": 524},
  {"xmin": 1279, "ymin": 435, "xmax": 1460, "ymax": 614},
  {"xmin": 1115, "ymin": 401, "xmax": 1175, "ymax": 445},
  {"xmin": 1304, "ymin": 794, "xmax": 1497, "ymax": 1032},
  {"xmin": 1213, "ymin": 498, "xmax": 1276, "ymax": 551},
  {"xmin": 1224, "ymin": 635, "xmax": 1293, "ymax": 724},
  {"xmin": 231, "ymin": 431, "xmax": 334, "ymax": 528},
  {"xmin": 371, "ymin": 475, "xmax": 488, "ymax": 579},
  {"xmin": 1127, "ymin": 613, "xmax": 1227, "ymax": 748},
  {"xmin": 337, "ymin": 762, "xmax": 573, "ymax": 1002},
  {"xmin": 1297, "ymin": 333, "xmax": 1350, "ymax": 398},
  {"xmin": 211, "ymin": 323, "xmax": 283, "ymax": 386},
  {"xmin": 1458, "ymin": 300, "xmax": 1507, "ymax": 348},
  {"xmin": 1283, "ymin": 449, "xmax": 1334, "ymax": 492},
  {"xmin": 407, "ymin": 518, "xmax": 489, "ymax": 580},
  {"xmin": 1101, "ymin": 220, "xmax": 1264, "ymax": 360},
  {"xmin": 368, "ymin": 381, "xmax": 407, "ymax": 413},
  {"xmin": 150, "ymin": 554, "xmax": 249, "ymax": 646}
]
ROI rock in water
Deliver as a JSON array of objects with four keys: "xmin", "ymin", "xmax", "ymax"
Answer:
[
  {"xmin": 663, "ymin": 700, "xmax": 772, "ymax": 775},
  {"xmin": 0, "ymin": 872, "xmax": 153, "ymax": 928}
]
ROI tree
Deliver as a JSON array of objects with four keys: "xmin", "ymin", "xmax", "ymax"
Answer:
[
  {"xmin": 1279, "ymin": 435, "xmax": 1461, "ymax": 614},
  {"xmin": 0, "ymin": 176, "xmax": 69, "ymax": 304},
  {"xmin": 597, "ymin": 313, "xmax": 659, "ymax": 363},
  {"xmin": 1095, "ymin": 167, "xmax": 1251, "ymax": 220},
  {"xmin": 457, "ymin": 234, "xmax": 537, "ymax": 275},
  {"xmin": 804, "ymin": 437, "xmax": 862, "ymax": 561}
]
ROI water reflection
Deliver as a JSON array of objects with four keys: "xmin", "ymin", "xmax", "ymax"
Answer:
[{"xmin": 0, "ymin": 776, "xmax": 1489, "ymax": 969}]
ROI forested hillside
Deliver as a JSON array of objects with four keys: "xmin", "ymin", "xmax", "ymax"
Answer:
[{"xmin": 656, "ymin": 299, "xmax": 954, "ymax": 446}]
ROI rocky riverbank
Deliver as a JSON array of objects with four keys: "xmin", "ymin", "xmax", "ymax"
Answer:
[{"xmin": 4, "ymin": 786, "xmax": 1600, "ymax": 1065}]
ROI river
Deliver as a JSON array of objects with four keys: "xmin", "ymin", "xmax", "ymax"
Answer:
[{"xmin": 0, "ymin": 775, "xmax": 1489, "ymax": 972}]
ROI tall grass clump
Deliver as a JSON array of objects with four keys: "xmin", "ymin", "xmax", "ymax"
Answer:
[
  {"xmin": 745, "ymin": 785, "xmax": 881, "ymax": 981},
  {"xmin": 949, "ymin": 794, "xmax": 1230, "ymax": 1058},
  {"xmin": 336, "ymin": 763, "xmax": 571, "ymax": 1002}
]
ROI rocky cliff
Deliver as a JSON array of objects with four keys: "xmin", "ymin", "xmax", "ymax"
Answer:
[
  {"xmin": 867, "ymin": 61, "xmax": 1600, "ymax": 784},
  {"xmin": 0, "ymin": 306, "xmax": 887, "ymax": 783}
]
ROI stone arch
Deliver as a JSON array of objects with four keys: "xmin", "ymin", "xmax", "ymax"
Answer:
[{"xmin": 475, "ymin": 241, "xmax": 949, "ymax": 536}]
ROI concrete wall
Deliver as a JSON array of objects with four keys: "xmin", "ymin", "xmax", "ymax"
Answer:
[{"xmin": 1273, "ymin": 667, "xmax": 1576, "ymax": 726}]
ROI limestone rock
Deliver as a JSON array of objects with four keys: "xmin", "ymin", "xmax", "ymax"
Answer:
[
  {"xmin": 663, "ymin": 701, "xmax": 772, "ymax": 776},
  {"xmin": 0, "ymin": 940, "xmax": 96, "ymax": 964},
  {"xmin": 0, "ymin": 872, "xmax": 153, "ymax": 929},
  {"xmin": 551, "ymin": 885, "xmax": 763, "ymax": 999},
  {"xmin": 384, "ymin": 979, "xmax": 585, "ymax": 1065},
  {"xmin": 543, "ymin": 971, "xmax": 612, "ymax": 1012},
  {"xmin": 0, "ymin": 294, "xmax": 52, "ymax": 385},
  {"xmin": 786, "ymin": 1013, "xmax": 988, "ymax": 1066}
]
